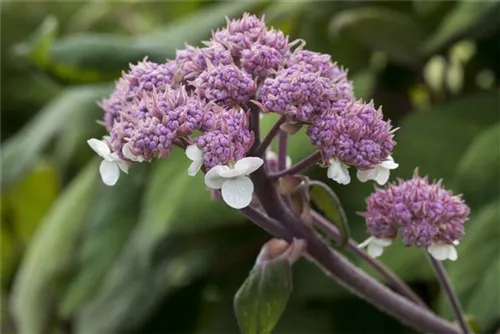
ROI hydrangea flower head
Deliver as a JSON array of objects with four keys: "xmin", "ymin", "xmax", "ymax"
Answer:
[{"xmin": 360, "ymin": 170, "xmax": 470, "ymax": 261}]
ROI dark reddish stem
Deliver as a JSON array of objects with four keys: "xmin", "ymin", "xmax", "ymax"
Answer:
[
  {"xmin": 255, "ymin": 116, "xmax": 286, "ymax": 156},
  {"xmin": 277, "ymin": 131, "xmax": 288, "ymax": 171},
  {"xmin": 268, "ymin": 150, "xmax": 322, "ymax": 180}
]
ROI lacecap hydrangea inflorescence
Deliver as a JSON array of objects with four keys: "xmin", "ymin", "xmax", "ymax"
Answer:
[{"xmin": 88, "ymin": 13, "xmax": 399, "ymax": 209}]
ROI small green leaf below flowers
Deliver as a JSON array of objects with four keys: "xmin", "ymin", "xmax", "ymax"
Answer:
[{"xmin": 234, "ymin": 239, "xmax": 304, "ymax": 334}]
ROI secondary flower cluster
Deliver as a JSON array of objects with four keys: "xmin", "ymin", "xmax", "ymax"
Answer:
[
  {"xmin": 359, "ymin": 171, "xmax": 470, "ymax": 261},
  {"xmin": 88, "ymin": 12, "xmax": 398, "ymax": 210}
]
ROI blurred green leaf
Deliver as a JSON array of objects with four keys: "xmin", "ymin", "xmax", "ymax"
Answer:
[
  {"xmin": 1, "ymin": 84, "xmax": 112, "ymax": 188},
  {"xmin": 59, "ymin": 163, "xmax": 150, "ymax": 317},
  {"xmin": 330, "ymin": 7, "xmax": 425, "ymax": 66},
  {"xmin": 234, "ymin": 254, "xmax": 292, "ymax": 334},
  {"xmin": 13, "ymin": 16, "xmax": 58, "ymax": 68},
  {"xmin": 18, "ymin": 2, "xmax": 266, "ymax": 83},
  {"xmin": 439, "ymin": 200, "xmax": 500, "ymax": 330},
  {"xmin": 453, "ymin": 123, "xmax": 500, "ymax": 209},
  {"xmin": 2, "ymin": 163, "xmax": 60, "ymax": 244},
  {"xmin": 394, "ymin": 92, "xmax": 500, "ymax": 181},
  {"xmin": 424, "ymin": 1, "xmax": 500, "ymax": 54},
  {"xmin": 75, "ymin": 149, "xmax": 243, "ymax": 333},
  {"xmin": 10, "ymin": 160, "xmax": 99, "ymax": 334}
]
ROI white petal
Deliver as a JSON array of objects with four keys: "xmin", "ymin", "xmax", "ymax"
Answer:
[
  {"xmin": 452, "ymin": 240, "xmax": 460, "ymax": 246},
  {"xmin": 286, "ymin": 156, "xmax": 292, "ymax": 169},
  {"xmin": 367, "ymin": 243, "xmax": 384, "ymax": 258},
  {"xmin": 358, "ymin": 237, "xmax": 373, "ymax": 248},
  {"xmin": 88, "ymin": 138, "xmax": 111, "ymax": 159},
  {"xmin": 205, "ymin": 165, "xmax": 229, "ymax": 189},
  {"xmin": 234, "ymin": 157, "xmax": 264, "ymax": 176},
  {"xmin": 122, "ymin": 143, "xmax": 143, "ymax": 162},
  {"xmin": 327, "ymin": 159, "xmax": 350, "ymax": 185},
  {"xmin": 374, "ymin": 166, "xmax": 391, "ymax": 185},
  {"xmin": 357, "ymin": 168, "xmax": 377, "ymax": 183},
  {"xmin": 220, "ymin": 176, "xmax": 254, "ymax": 209},
  {"xmin": 448, "ymin": 246, "xmax": 458, "ymax": 261},
  {"xmin": 99, "ymin": 160, "xmax": 120, "ymax": 186},
  {"xmin": 116, "ymin": 160, "xmax": 129, "ymax": 174},
  {"xmin": 187, "ymin": 159, "xmax": 203, "ymax": 177},
  {"xmin": 372, "ymin": 237, "xmax": 393, "ymax": 247},
  {"xmin": 380, "ymin": 156, "xmax": 399, "ymax": 170},
  {"xmin": 185, "ymin": 144, "xmax": 203, "ymax": 162},
  {"xmin": 427, "ymin": 242, "xmax": 450, "ymax": 261}
]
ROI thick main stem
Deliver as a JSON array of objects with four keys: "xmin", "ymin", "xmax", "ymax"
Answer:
[
  {"xmin": 249, "ymin": 168, "xmax": 459, "ymax": 334},
  {"xmin": 312, "ymin": 211, "xmax": 428, "ymax": 308},
  {"xmin": 427, "ymin": 253, "xmax": 472, "ymax": 334},
  {"xmin": 277, "ymin": 131, "xmax": 288, "ymax": 171}
]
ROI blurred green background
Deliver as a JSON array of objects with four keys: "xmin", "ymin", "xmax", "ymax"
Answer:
[{"xmin": 1, "ymin": 1, "xmax": 499, "ymax": 333}]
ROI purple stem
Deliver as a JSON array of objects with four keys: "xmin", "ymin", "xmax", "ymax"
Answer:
[
  {"xmin": 426, "ymin": 253, "xmax": 472, "ymax": 334},
  {"xmin": 255, "ymin": 116, "xmax": 286, "ymax": 156},
  {"xmin": 277, "ymin": 131, "xmax": 288, "ymax": 171},
  {"xmin": 268, "ymin": 150, "xmax": 322, "ymax": 180},
  {"xmin": 248, "ymin": 167, "xmax": 459, "ymax": 334},
  {"xmin": 311, "ymin": 211, "xmax": 428, "ymax": 309}
]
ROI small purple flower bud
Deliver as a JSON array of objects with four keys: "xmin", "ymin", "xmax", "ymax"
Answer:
[
  {"xmin": 213, "ymin": 13, "xmax": 266, "ymax": 56},
  {"xmin": 195, "ymin": 64, "xmax": 256, "ymax": 107},
  {"xmin": 176, "ymin": 43, "xmax": 233, "ymax": 81}
]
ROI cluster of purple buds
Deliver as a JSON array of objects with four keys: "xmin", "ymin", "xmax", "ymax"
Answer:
[
  {"xmin": 87, "ymin": 12, "xmax": 398, "ymax": 209},
  {"xmin": 359, "ymin": 170, "xmax": 470, "ymax": 261}
]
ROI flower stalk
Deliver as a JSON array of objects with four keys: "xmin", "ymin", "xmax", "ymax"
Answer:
[
  {"xmin": 426, "ymin": 253, "xmax": 472, "ymax": 334},
  {"xmin": 268, "ymin": 150, "xmax": 322, "ymax": 179}
]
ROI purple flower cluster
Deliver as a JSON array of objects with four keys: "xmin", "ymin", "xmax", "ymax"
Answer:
[
  {"xmin": 363, "ymin": 171, "xmax": 470, "ymax": 247},
  {"xmin": 308, "ymin": 100, "xmax": 396, "ymax": 169},
  {"xmin": 94, "ymin": 12, "xmax": 387, "ymax": 181}
]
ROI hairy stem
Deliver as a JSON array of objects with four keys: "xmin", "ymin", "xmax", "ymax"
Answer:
[
  {"xmin": 311, "ymin": 211, "xmax": 428, "ymax": 309},
  {"xmin": 249, "ymin": 167, "xmax": 459, "ymax": 334},
  {"xmin": 427, "ymin": 253, "xmax": 471, "ymax": 334},
  {"xmin": 256, "ymin": 116, "xmax": 286, "ymax": 156},
  {"xmin": 277, "ymin": 131, "xmax": 288, "ymax": 171},
  {"xmin": 268, "ymin": 150, "xmax": 322, "ymax": 179}
]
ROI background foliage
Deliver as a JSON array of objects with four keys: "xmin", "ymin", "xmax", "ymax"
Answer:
[{"xmin": 1, "ymin": 1, "xmax": 499, "ymax": 333}]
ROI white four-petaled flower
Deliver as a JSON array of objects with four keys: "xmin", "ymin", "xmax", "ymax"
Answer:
[
  {"xmin": 204, "ymin": 157, "xmax": 264, "ymax": 209},
  {"xmin": 122, "ymin": 142, "xmax": 145, "ymax": 162},
  {"xmin": 358, "ymin": 236, "xmax": 393, "ymax": 258},
  {"xmin": 87, "ymin": 138, "xmax": 129, "ymax": 186},
  {"xmin": 357, "ymin": 155, "xmax": 399, "ymax": 185},
  {"xmin": 327, "ymin": 158, "xmax": 351, "ymax": 185},
  {"xmin": 427, "ymin": 240, "xmax": 459, "ymax": 261},
  {"xmin": 185, "ymin": 144, "xmax": 204, "ymax": 176}
]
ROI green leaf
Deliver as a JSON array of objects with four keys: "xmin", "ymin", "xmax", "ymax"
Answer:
[
  {"xmin": 12, "ymin": 15, "xmax": 58, "ymax": 68},
  {"xmin": 234, "ymin": 255, "xmax": 293, "ymax": 334},
  {"xmin": 1, "ymin": 84, "xmax": 112, "ymax": 188},
  {"xmin": 329, "ymin": 7, "xmax": 425, "ymax": 66},
  {"xmin": 20, "ymin": 2, "xmax": 265, "ymax": 83},
  {"xmin": 393, "ymin": 92, "xmax": 500, "ymax": 182},
  {"xmin": 439, "ymin": 200, "xmax": 500, "ymax": 331},
  {"xmin": 453, "ymin": 123, "xmax": 500, "ymax": 209},
  {"xmin": 10, "ymin": 160, "xmax": 100, "ymax": 334},
  {"xmin": 424, "ymin": 1, "xmax": 500, "ymax": 54},
  {"xmin": 74, "ymin": 150, "xmax": 243, "ymax": 333},
  {"xmin": 59, "ymin": 163, "xmax": 150, "ymax": 317},
  {"xmin": 2, "ymin": 162, "xmax": 60, "ymax": 244}
]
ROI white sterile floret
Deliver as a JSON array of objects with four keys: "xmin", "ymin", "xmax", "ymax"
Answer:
[
  {"xmin": 204, "ymin": 157, "xmax": 264, "ymax": 209},
  {"xmin": 87, "ymin": 138, "xmax": 129, "ymax": 186},
  {"xmin": 122, "ymin": 142, "xmax": 145, "ymax": 162},
  {"xmin": 185, "ymin": 144, "xmax": 204, "ymax": 176},
  {"xmin": 427, "ymin": 241, "xmax": 459, "ymax": 261},
  {"xmin": 327, "ymin": 158, "xmax": 350, "ymax": 185},
  {"xmin": 358, "ymin": 236, "xmax": 393, "ymax": 258},
  {"xmin": 357, "ymin": 155, "xmax": 399, "ymax": 185}
]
